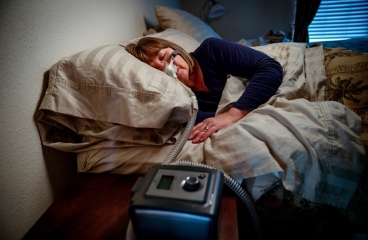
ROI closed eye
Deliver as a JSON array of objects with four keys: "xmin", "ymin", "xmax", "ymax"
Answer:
[
  {"xmin": 160, "ymin": 53, "xmax": 166, "ymax": 61},
  {"xmin": 158, "ymin": 49, "xmax": 167, "ymax": 61}
]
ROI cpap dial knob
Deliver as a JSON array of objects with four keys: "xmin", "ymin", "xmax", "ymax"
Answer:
[{"xmin": 183, "ymin": 176, "xmax": 200, "ymax": 191}]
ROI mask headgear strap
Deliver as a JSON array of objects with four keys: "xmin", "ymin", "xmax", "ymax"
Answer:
[{"xmin": 170, "ymin": 49, "xmax": 180, "ymax": 60}]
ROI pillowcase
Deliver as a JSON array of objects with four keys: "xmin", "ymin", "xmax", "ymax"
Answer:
[
  {"xmin": 37, "ymin": 28, "xmax": 200, "ymax": 152},
  {"xmin": 155, "ymin": 5, "xmax": 221, "ymax": 43}
]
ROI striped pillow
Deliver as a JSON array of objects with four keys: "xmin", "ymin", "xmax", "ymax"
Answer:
[{"xmin": 39, "ymin": 29, "xmax": 200, "ymax": 149}]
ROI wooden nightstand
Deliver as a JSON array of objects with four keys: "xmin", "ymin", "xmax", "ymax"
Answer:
[{"xmin": 23, "ymin": 172, "xmax": 238, "ymax": 239}]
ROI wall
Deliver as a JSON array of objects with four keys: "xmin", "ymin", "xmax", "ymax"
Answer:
[
  {"xmin": 0, "ymin": 0, "xmax": 295, "ymax": 238},
  {"xmin": 182, "ymin": 0, "xmax": 295, "ymax": 41},
  {"xmin": 0, "ymin": 0, "xmax": 180, "ymax": 239}
]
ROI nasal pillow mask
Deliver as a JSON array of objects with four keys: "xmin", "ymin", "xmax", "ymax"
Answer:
[{"xmin": 163, "ymin": 49, "xmax": 180, "ymax": 78}]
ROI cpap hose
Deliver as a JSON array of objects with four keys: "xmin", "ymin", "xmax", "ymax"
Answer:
[
  {"xmin": 162, "ymin": 77, "xmax": 198, "ymax": 165},
  {"xmin": 162, "ymin": 102, "xmax": 197, "ymax": 165}
]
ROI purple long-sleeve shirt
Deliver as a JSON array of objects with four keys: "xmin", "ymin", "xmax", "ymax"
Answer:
[{"xmin": 190, "ymin": 38, "xmax": 283, "ymax": 123}]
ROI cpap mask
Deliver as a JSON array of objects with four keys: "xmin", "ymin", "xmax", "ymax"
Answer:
[{"xmin": 163, "ymin": 49, "xmax": 180, "ymax": 78}]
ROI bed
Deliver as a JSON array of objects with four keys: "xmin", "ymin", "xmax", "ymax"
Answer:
[{"xmin": 36, "ymin": 5, "xmax": 368, "ymax": 239}]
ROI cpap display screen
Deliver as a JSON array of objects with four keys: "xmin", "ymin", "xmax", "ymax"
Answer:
[{"xmin": 157, "ymin": 175, "xmax": 174, "ymax": 190}]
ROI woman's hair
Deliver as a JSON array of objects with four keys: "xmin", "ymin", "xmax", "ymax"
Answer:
[{"xmin": 124, "ymin": 37, "xmax": 195, "ymax": 74}]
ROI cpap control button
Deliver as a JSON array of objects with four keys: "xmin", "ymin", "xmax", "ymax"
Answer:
[{"xmin": 183, "ymin": 176, "xmax": 200, "ymax": 191}]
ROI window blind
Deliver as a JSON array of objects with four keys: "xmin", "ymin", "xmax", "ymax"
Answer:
[{"xmin": 308, "ymin": 0, "xmax": 368, "ymax": 42}]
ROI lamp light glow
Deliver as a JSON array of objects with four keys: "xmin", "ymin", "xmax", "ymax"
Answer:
[
  {"xmin": 202, "ymin": 0, "xmax": 227, "ymax": 24},
  {"xmin": 208, "ymin": 3, "xmax": 227, "ymax": 19}
]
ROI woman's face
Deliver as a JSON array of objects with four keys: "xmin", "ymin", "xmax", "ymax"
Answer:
[{"xmin": 148, "ymin": 47, "xmax": 190, "ymax": 85}]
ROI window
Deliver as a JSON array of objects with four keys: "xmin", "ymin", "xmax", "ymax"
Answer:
[{"xmin": 308, "ymin": 0, "xmax": 368, "ymax": 42}]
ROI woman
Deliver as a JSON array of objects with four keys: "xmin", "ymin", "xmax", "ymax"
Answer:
[{"xmin": 125, "ymin": 37, "xmax": 283, "ymax": 144}]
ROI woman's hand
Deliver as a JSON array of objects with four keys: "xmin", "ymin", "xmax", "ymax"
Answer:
[{"xmin": 188, "ymin": 108, "xmax": 250, "ymax": 144}]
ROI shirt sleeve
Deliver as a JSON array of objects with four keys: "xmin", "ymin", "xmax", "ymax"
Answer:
[{"xmin": 198, "ymin": 38, "xmax": 283, "ymax": 112}]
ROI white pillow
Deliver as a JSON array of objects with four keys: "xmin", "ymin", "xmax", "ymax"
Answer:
[
  {"xmin": 129, "ymin": 28, "xmax": 200, "ymax": 53},
  {"xmin": 38, "ymin": 28, "xmax": 200, "ymax": 150},
  {"xmin": 155, "ymin": 6, "xmax": 221, "ymax": 43}
]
